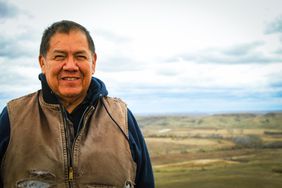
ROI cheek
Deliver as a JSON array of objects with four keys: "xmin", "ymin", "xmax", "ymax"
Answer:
[
  {"xmin": 46, "ymin": 64, "xmax": 62, "ymax": 76},
  {"xmin": 44, "ymin": 65, "xmax": 61, "ymax": 87},
  {"xmin": 81, "ymin": 63, "xmax": 93, "ymax": 75}
]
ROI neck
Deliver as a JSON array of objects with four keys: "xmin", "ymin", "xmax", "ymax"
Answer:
[{"xmin": 59, "ymin": 95, "xmax": 86, "ymax": 113}]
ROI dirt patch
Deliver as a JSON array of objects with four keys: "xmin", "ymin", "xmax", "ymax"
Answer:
[{"xmin": 151, "ymin": 149, "xmax": 257, "ymax": 165}]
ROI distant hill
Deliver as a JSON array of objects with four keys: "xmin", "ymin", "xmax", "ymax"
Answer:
[{"xmin": 136, "ymin": 112, "xmax": 282, "ymax": 129}]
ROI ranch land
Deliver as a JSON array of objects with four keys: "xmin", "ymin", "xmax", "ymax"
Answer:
[{"xmin": 137, "ymin": 112, "xmax": 282, "ymax": 188}]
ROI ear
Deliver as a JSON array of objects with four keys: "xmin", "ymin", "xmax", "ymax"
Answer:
[
  {"xmin": 39, "ymin": 55, "xmax": 46, "ymax": 74},
  {"xmin": 91, "ymin": 53, "xmax": 97, "ymax": 74}
]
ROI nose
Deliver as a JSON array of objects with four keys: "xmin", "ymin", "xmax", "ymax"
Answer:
[{"xmin": 63, "ymin": 57, "xmax": 79, "ymax": 71}]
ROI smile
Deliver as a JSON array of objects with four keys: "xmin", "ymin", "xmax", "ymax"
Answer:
[{"xmin": 62, "ymin": 77, "xmax": 79, "ymax": 81}]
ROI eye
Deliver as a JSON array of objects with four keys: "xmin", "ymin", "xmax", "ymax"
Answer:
[
  {"xmin": 76, "ymin": 55, "xmax": 87, "ymax": 60},
  {"xmin": 54, "ymin": 55, "xmax": 65, "ymax": 61}
]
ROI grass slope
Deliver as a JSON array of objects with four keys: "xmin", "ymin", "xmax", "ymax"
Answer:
[
  {"xmin": 138, "ymin": 112, "xmax": 282, "ymax": 187},
  {"xmin": 137, "ymin": 112, "xmax": 282, "ymax": 129}
]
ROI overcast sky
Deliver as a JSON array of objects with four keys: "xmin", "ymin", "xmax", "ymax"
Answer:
[{"xmin": 0, "ymin": 0, "xmax": 282, "ymax": 114}]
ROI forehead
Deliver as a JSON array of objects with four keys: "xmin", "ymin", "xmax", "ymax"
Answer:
[{"xmin": 48, "ymin": 30, "xmax": 89, "ymax": 52}]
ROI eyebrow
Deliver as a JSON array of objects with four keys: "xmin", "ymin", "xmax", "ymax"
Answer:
[
  {"xmin": 74, "ymin": 50, "xmax": 88, "ymax": 55},
  {"xmin": 50, "ymin": 50, "xmax": 88, "ymax": 58},
  {"xmin": 52, "ymin": 50, "xmax": 67, "ymax": 54},
  {"xmin": 52, "ymin": 50, "xmax": 88, "ymax": 55}
]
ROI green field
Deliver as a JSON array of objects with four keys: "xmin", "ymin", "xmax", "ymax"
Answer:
[{"xmin": 138, "ymin": 112, "xmax": 282, "ymax": 188}]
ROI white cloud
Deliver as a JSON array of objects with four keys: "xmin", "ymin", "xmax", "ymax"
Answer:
[{"xmin": 1, "ymin": 0, "xmax": 282, "ymax": 113}]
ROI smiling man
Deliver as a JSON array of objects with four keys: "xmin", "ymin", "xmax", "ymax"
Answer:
[
  {"xmin": 0, "ymin": 20, "xmax": 154, "ymax": 188},
  {"xmin": 39, "ymin": 29, "xmax": 96, "ymax": 112}
]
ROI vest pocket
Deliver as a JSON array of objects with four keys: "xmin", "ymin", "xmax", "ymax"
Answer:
[
  {"xmin": 86, "ymin": 180, "xmax": 134, "ymax": 188},
  {"xmin": 86, "ymin": 185, "xmax": 116, "ymax": 188},
  {"xmin": 17, "ymin": 179, "xmax": 55, "ymax": 188}
]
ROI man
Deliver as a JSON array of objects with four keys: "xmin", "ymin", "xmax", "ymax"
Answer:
[{"xmin": 0, "ymin": 20, "xmax": 154, "ymax": 188}]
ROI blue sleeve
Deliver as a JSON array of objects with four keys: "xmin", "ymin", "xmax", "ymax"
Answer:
[
  {"xmin": 0, "ymin": 107, "xmax": 10, "ymax": 188},
  {"xmin": 127, "ymin": 109, "xmax": 155, "ymax": 188}
]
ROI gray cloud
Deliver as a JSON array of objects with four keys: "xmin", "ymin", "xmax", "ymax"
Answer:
[
  {"xmin": 222, "ymin": 41, "xmax": 264, "ymax": 56},
  {"xmin": 265, "ymin": 15, "xmax": 282, "ymax": 34},
  {"xmin": 0, "ymin": 30, "xmax": 39, "ymax": 59},
  {"xmin": 0, "ymin": 39, "xmax": 34, "ymax": 59},
  {"xmin": 270, "ymin": 81, "xmax": 282, "ymax": 90},
  {"xmin": 0, "ymin": 61, "xmax": 40, "ymax": 106},
  {"xmin": 0, "ymin": 62, "xmax": 39, "ymax": 85},
  {"xmin": 166, "ymin": 41, "xmax": 282, "ymax": 65},
  {"xmin": 200, "ymin": 52, "xmax": 281, "ymax": 64},
  {"xmin": 0, "ymin": 1, "xmax": 19, "ymax": 19},
  {"xmin": 96, "ymin": 29, "xmax": 131, "ymax": 43},
  {"xmin": 116, "ymin": 82, "xmax": 278, "ymax": 105},
  {"xmin": 274, "ymin": 48, "xmax": 282, "ymax": 55},
  {"xmin": 98, "ymin": 56, "xmax": 144, "ymax": 72},
  {"xmin": 156, "ymin": 69, "xmax": 179, "ymax": 76}
]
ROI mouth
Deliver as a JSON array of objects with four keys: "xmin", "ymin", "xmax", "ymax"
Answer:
[{"xmin": 61, "ymin": 77, "xmax": 80, "ymax": 81}]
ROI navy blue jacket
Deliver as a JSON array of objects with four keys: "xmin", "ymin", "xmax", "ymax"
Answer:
[{"xmin": 0, "ymin": 74, "xmax": 154, "ymax": 188}]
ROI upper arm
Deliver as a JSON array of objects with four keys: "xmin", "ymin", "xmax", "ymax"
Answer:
[
  {"xmin": 0, "ymin": 106, "xmax": 10, "ymax": 187},
  {"xmin": 0, "ymin": 106, "xmax": 10, "ymax": 159},
  {"xmin": 127, "ymin": 109, "xmax": 155, "ymax": 188}
]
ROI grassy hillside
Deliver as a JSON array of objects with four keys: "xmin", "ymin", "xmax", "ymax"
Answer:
[
  {"xmin": 138, "ymin": 112, "xmax": 282, "ymax": 188},
  {"xmin": 137, "ymin": 112, "xmax": 282, "ymax": 129}
]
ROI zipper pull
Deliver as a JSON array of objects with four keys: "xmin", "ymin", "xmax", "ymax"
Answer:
[{"xmin": 69, "ymin": 167, "xmax": 74, "ymax": 181}]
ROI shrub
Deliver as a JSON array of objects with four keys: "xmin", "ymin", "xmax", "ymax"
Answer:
[
  {"xmin": 232, "ymin": 135, "xmax": 263, "ymax": 148},
  {"xmin": 263, "ymin": 141, "xmax": 282, "ymax": 149}
]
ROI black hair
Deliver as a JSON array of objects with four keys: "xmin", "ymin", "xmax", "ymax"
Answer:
[{"xmin": 39, "ymin": 20, "xmax": 95, "ymax": 56}]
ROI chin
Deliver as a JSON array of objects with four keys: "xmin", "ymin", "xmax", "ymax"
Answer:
[
  {"xmin": 59, "ymin": 90, "xmax": 82, "ymax": 98},
  {"xmin": 63, "ymin": 93, "xmax": 80, "ymax": 98}
]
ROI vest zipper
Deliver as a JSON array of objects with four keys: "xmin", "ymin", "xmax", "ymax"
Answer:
[
  {"xmin": 68, "ymin": 166, "xmax": 74, "ymax": 181},
  {"xmin": 60, "ymin": 107, "xmax": 74, "ymax": 187},
  {"xmin": 61, "ymin": 105, "xmax": 95, "ymax": 187}
]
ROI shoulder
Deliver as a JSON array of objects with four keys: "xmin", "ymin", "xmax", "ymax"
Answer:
[
  {"xmin": 8, "ymin": 91, "xmax": 39, "ymax": 105},
  {"xmin": 101, "ymin": 96, "xmax": 128, "ymax": 119},
  {"xmin": 102, "ymin": 96, "xmax": 127, "ymax": 107},
  {"xmin": 100, "ymin": 96, "xmax": 129, "ymax": 137},
  {"xmin": 7, "ymin": 91, "xmax": 40, "ymax": 111}
]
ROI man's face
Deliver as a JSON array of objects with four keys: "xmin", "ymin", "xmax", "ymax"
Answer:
[{"xmin": 39, "ymin": 30, "xmax": 96, "ymax": 103}]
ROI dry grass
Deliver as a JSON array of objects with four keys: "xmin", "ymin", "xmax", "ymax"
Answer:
[{"xmin": 139, "ymin": 112, "xmax": 282, "ymax": 187}]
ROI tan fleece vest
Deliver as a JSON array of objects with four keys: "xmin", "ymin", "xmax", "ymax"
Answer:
[{"xmin": 1, "ymin": 91, "xmax": 136, "ymax": 188}]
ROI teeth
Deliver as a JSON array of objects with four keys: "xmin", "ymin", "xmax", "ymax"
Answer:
[{"xmin": 63, "ymin": 78, "xmax": 77, "ymax": 81}]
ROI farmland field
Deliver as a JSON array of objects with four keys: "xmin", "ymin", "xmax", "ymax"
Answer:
[{"xmin": 137, "ymin": 112, "xmax": 282, "ymax": 188}]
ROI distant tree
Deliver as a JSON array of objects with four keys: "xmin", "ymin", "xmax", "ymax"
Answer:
[{"xmin": 232, "ymin": 135, "xmax": 263, "ymax": 148}]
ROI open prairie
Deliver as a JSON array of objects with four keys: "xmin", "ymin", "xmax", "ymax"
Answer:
[{"xmin": 137, "ymin": 112, "xmax": 282, "ymax": 188}]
